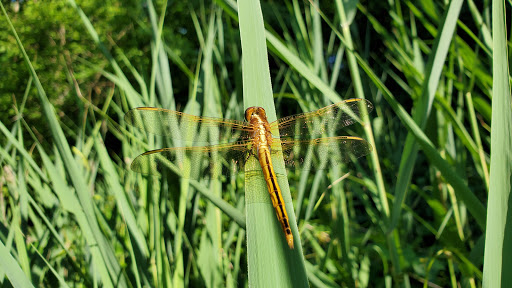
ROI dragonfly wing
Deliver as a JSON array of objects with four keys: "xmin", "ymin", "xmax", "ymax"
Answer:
[
  {"xmin": 125, "ymin": 107, "xmax": 253, "ymax": 145},
  {"xmin": 272, "ymin": 99, "xmax": 373, "ymax": 139},
  {"xmin": 130, "ymin": 141, "xmax": 254, "ymax": 179},
  {"xmin": 272, "ymin": 136, "xmax": 372, "ymax": 172}
]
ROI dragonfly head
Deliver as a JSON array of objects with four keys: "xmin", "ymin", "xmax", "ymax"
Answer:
[{"xmin": 245, "ymin": 106, "xmax": 268, "ymax": 122}]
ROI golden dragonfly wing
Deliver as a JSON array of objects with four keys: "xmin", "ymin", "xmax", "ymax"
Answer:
[
  {"xmin": 271, "ymin": 99, "xmax": 373, "ymax": 139},
  {"xmin": 130, "ymin": 140, "xmax": 261, "ymax": 178},
  {"xmin": 270, "ymin": 136, "xmax": 372, "ymax": 172},
  {"xmin": 125, "ymin": 107, "xmax": 253, "ymax": 145}
]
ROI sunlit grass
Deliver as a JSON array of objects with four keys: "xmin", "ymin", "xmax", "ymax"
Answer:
[
  {"xmin": 482, "ymin": 0, "xmax": 512, "ymax": 286},
  {"xmin": 0, "ymin": 0, "xmax": 504, "ymax": 286}
]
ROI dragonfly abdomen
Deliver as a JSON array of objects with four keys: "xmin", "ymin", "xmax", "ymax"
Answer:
[{"xmin": 258, "ymin": 146, "xmax": 294, "ymax": 249}]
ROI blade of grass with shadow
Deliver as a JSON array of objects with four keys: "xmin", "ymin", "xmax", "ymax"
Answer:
[
  {"xmin": 238, "ymin": 0, "xmax": 308, "ymax": 286},
  {"xmin": 0, "ymin": 238, "xmax": 34, "ymax": 288},
  {"xmin": 482, "ymin": 0, "xmax": 512, "ymax": 286}
]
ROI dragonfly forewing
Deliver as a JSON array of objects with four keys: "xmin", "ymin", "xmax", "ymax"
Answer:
[{"xmin": 125, "ymin": 107, "xmax": 253, "ymax": 145}]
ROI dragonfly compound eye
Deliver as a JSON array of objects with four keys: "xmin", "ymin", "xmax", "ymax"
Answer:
[
  {"xmin": 257, "ymin": 107, "xmax": 267, "ymax": 119},
  {"xmin": 245, "ymin": 107, "xmax": 256, "ymax": 121}
]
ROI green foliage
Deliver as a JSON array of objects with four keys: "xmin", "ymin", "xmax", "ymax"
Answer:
[
  {"xmin": 0, "ymin": 0, "xmax": 506, "ymax": 287},
  {"xmin": 0, "ymin": 0, "xmax": 195, "ymax": 146}
]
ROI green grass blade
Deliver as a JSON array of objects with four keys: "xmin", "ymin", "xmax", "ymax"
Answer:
[
  {"xmin": 238, "ymin": 0, "xmax": 308, "ymax": 286},
  {"xmin": 147, "ymin": 0, "xmax": 173, "ymax": 107},
  {"xmin": 482, "ymin": 0, "xmax": 512, "ymax": 286},
  {"xmin": 465, "ymin": 93, "xmax": 490, "ymax": 190},
  {"xmin": 0, "ymin": 238, "xmax": 35, "ymax": 288},
  {"xmin": 13, "ymin": 165, "xmax": 30, "ymax": 278}
]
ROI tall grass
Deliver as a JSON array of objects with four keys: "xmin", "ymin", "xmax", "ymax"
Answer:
[
  {"xmin": 0, "ymin": 0, "xmax": 506, "ymax": 287},
  {"xmin": 482, "ymin": 0, "xmax": 512, "ymax": 286}
]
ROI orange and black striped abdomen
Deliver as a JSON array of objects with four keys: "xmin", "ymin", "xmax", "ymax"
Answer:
[{"xmin": 257, "ymin": 145, "xmax": 294, "ymax": 249}]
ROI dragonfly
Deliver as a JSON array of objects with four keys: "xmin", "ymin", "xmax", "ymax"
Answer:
[{"xmin": 125, "ymin": 99, "xmax": 373, "ymax": 249}]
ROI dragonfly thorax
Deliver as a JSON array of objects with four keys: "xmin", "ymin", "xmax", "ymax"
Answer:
[{"xmin": 245, "ymin": 106, "xmax": 274, "ymax": 153}]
